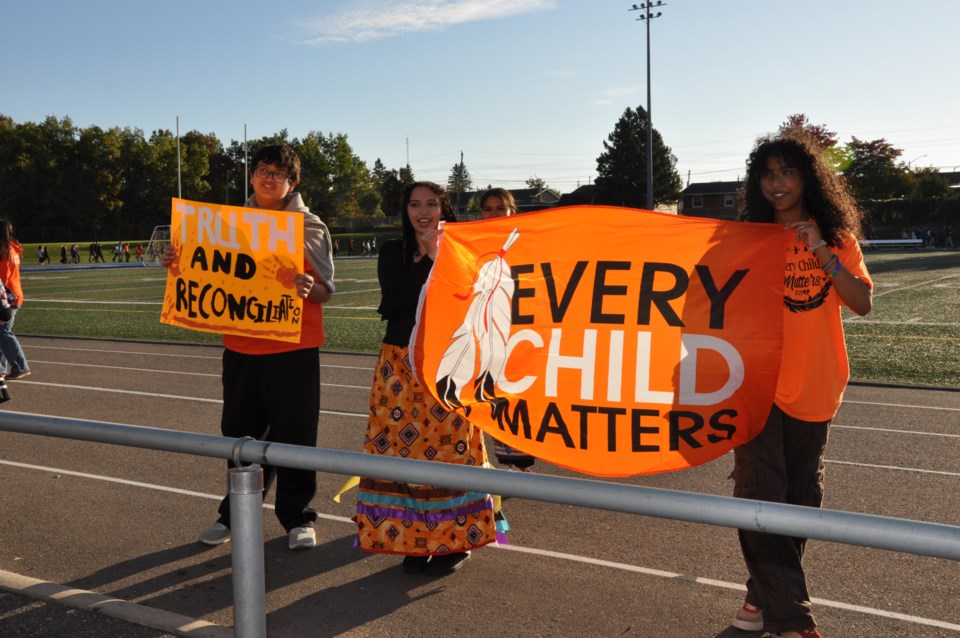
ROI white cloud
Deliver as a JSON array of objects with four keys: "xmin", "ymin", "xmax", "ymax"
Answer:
[
  {"xmin": 302, "ymin": 0, "xmax": 556, "ymax": 45},
  {"xmin": 591, "ymin": 99, "xmax": 612, "ymax": 106}
]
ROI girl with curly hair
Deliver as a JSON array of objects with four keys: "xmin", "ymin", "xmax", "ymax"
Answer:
[{"xmin": 729, "ymin": 133, "xmax": 872, "ymax": 638}]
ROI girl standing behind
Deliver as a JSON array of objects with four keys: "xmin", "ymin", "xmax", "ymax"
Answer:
[
  {"xmin": 0, "ymin": 219, "xmax": 31, "ymax": 380},
  {"xmin": 357, "ymin": 182, "xmax": 500, "ymax": 576},
  {"xmin": 478, "ymin": 188, "xmax": 537, "ymax": 472},
  {"xmin": 728, "ymin": 133, "xmax": 872, "ymax": 638}
]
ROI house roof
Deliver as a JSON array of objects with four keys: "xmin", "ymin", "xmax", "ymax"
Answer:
[
  {"xmin": 556, "ymin": 184, "xmax": 598, "ymax": 207},
  {"xmin": 681, "ymin": 181, "xmax": 742, "ymax": 196},
  {"xmin": 939, "ymin": 171, "xmax": 960, "ymax": 188},
  {"xmin": 449, "ymin": 187, "xmax": 562, "ymax": 209}
]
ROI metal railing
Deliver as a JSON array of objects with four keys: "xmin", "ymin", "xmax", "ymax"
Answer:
[{"xmin": 2, "ymin": 410, "xmax": 959, "ymax": 638}]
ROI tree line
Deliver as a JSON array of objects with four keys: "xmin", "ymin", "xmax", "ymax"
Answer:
[
  {"xmin": 0, "ymin": 114, "xmax": 414, "ymax": 240},
  {"xmin": 1, "ymin": 111, "xmax": 950, "ymax": 242}
]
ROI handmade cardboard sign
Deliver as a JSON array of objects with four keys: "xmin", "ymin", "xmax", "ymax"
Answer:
[
  {"xmin": 412, "ymin": 206, "xmax": 786, "ymax": 477},
  {"xmin": 161, "ymin": 198, "xmax": 304, "ymax": 342}
]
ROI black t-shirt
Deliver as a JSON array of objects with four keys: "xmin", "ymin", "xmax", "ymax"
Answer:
[{"xmin": 377, "ymin": 238, "xmax": 435, "ymax": 347}]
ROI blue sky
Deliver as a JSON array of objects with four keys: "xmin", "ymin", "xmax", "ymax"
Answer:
[{"xmin": 4, "ymin": 0, "xmax": 958, "ymax": 194}]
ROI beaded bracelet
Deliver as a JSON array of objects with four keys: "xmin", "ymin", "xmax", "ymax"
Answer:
[
  {"xmin": 826, "ymin": 257, "xmax": 843, "ymax": 278},
  {"xmin": 821, "ymin": 254, "xmax": 838, "ymax": 273},
  {"xmin": 809, "ymin": 240, "xmax": 827, "ymax": 251}
]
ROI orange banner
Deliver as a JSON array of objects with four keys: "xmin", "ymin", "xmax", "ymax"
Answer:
[
  {"xmin": 413, "ymin": 206, "xmax": 786, "ymax": 477},
  {"xmin": 160, "ymin": 198, "xmax": 304, "ymax": 342}
]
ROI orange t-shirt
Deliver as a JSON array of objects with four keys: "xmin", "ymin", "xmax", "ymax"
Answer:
[
  {"xmin": 222, "ymin": 263, "xmax": 325, "ymax": 355},
  {"xmin": 775, "ymin": 231, "xmax": 872, "ymax": 421},
  {"xmin": 0, "ymin": 242, "xmax": 24, "ymax": 304}
]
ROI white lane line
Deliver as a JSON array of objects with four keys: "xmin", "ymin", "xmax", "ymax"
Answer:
[
  {"xmin": 871, "ymin": 273, "xmax": 960, "ymax": 299},
  {"xmin": 0, "ymin": 459, "xmax": 956, "ymax": 632},
  {"xmin": 22, "ymin": 360, "xmax": 372, "ymax": 389},
  {"xmin": 496, "ymin": 545, "xmax": 960, "ymax": 631},
  {"xmin": 5, "ymin": 384, "xmax": 368, "ymax": 418},
  {"xmin": 21, "ymin": 344, "xmax": 377, "ymax": 370},
  {"xmin": 842, "ymin": 400, "xmax": 960, "ymax": 413},
  {"xmin": 826, "ymin": 460, "xmax": 960, "ymax": 477},
  {"xmin": 833, "ymin": 425, "xmax": 960, "ymax": 438}
]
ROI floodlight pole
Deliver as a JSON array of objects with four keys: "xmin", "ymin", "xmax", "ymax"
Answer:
[
  {"xmin": 176, "ymin": 116, "xmax": 182, "ymax": 199},
  {"xmin": 629, "ymin": 2, "xmax": 666, "ymax": 210}
]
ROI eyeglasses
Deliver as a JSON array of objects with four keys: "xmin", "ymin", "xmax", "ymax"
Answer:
[{"xmin": 254, "ymin": 167, "xmax": 289, "ymax": 182}]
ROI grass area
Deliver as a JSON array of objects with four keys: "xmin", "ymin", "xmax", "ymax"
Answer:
[{"xmin": 16, "ymin": 250, "xmax": 960, "ymax": 387}]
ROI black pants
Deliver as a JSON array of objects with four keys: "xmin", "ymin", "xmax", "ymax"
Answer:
[
  {"xmin": 216, "ymin": 347, "xmax": 321, "ymax": 532},
  {"xmin": 733, "ymin": 404, "xmax": 829, "ymax": 634}
]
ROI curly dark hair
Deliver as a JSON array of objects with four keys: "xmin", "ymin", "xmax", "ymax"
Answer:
[
  {"xmin": 400, "ymin": 181, "xmax": 457, "ymax": 269},
  {"xmin": 738, "ymin": 132, "xmax": 864, "ymax": 245}
]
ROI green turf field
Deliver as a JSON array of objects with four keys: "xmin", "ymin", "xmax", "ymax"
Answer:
[{"xmin": 15, "ymin": 250, "xmax": 960, "ymax": 388}]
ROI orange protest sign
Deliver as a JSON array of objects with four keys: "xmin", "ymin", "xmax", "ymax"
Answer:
[
  {"xmin": 413, "ymin": 206, "xmax": 786, "ymax": 477},
  {"xmin": 160, "ymin": 198, "xmax": 305, "ymax": 343}
]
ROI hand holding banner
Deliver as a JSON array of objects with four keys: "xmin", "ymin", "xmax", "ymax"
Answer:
[{"xmin": 413, "ymin": 206, "xmax": 786, "ymax": 477}]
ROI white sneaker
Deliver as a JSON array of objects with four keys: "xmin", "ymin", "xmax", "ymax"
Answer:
[
  {"xmin": 198, "ymin": 522, "xmax": 231, "ymax": 546},
  {"xmin": 288, "ymin": 526, "xmax": 316, "ymax": 550}
]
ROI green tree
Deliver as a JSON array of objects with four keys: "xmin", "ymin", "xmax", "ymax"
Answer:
[
  {"xmin": 842, "ymin": 137, "xmax": 911, "ymax": 199},
  {"xmin": 447, "ymin": 158, "xmax": 472, "ymax": 194},
  {"xmin": 179, "ymin": 130, "xmax": 219, "ymax": 201},
  {"xmin": 911, "ymin": 168, "xmax": 954, "ymax": 200},
  {"xmin": 372, "ymin": 158, "xmax": 404, "ymax": 216},
  {"xmin": 526, "ymin": 175, "xmax": 548, "ymax": 191},
  {"xmin": 595, "ymin": 105, "xmax": 682, "ymax": 208},
  {"xmin": 778, "ymin": 113, "xmax": 838, "ymax": 149},
  {"xmin": 778, "ymin": 113, "xmax": 848, "ymax": 171},
  {"xmin": 65, "ymin": 125, "xmax": 125, "ymax": 236}
]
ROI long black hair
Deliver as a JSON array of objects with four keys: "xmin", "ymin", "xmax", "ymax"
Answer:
[
  {"xmin": 0, "ymin": 219, "xmax": 14, "ymax": 261},
  {"xmin": 400, "ymin": 181, "xmax": 457, "ymax": 269},
  {"xmin": 738, "ymin": 132, "xmax": 864, "ymax": 245}
]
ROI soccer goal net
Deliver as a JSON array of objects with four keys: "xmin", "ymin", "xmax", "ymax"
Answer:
[{"xmin": 143, "ymin": 225, "xmax": 171, "ymax": 267}]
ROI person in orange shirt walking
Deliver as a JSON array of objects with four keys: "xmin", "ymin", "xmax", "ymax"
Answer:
[
  {"xmin": 726, "ymin": 132, "xmax": 873, "ymax": 638},
  {"xmin": 0, "ymin": 219, "xmax": 31, "ymax": 381}
]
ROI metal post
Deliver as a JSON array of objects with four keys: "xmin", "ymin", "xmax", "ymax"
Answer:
[
  {"xmin": 228, "ymin": 438, "xmax": 266, "ymax": 638},
  {"xmin": 629, "ymin": 2, "xmax": 667, "ymax": 210}
]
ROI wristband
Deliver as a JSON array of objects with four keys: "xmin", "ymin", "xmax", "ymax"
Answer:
[
  {"xmin": 809, "ymin": 240, "xmax": 827, "ymax": 251},
  {"xmin": 826, "ymin": 257, "xmax": 842, "ymax": 278}
]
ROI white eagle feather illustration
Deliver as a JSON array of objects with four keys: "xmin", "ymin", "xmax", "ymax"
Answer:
[{"xmin": 436, "ymin": 228, "xmax": 520, "ymax": 413}]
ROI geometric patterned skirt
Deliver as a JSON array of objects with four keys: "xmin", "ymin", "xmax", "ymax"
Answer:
[{"xmin": 356, "ymin": 343, "xmax": 499, "ymax": 556}]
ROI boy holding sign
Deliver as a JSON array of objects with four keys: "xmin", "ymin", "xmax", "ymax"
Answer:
[{"xmin": 163, "ymin": 144, "xmax": 334, "ymax": 550}]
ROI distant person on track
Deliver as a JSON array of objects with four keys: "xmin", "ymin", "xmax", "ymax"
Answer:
[
  {"xmin": 478, "ymin": 188, "xmax": 536, "ymax": 473},
  {"xmin": 726, "ymin": 132, "xmax": 873, "ymax": 638},
  {"xmin": 36, "ymin": 245, "xmax": 49, "ymax": 264},
  {"xmin": 355, "ymin": 181, "xmax": 500, "ymax": 576},
  {"xmin": 0, "ymin": 219, "xmax": 31, "ymax": 381},
  {"xmin": 162, "ymin": 143, "xmax": 335, "ymax": 551}
]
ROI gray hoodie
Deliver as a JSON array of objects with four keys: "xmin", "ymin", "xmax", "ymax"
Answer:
[{"xmin": 244, "ymin": 192, "xmax": 336, "ymax": 294}]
